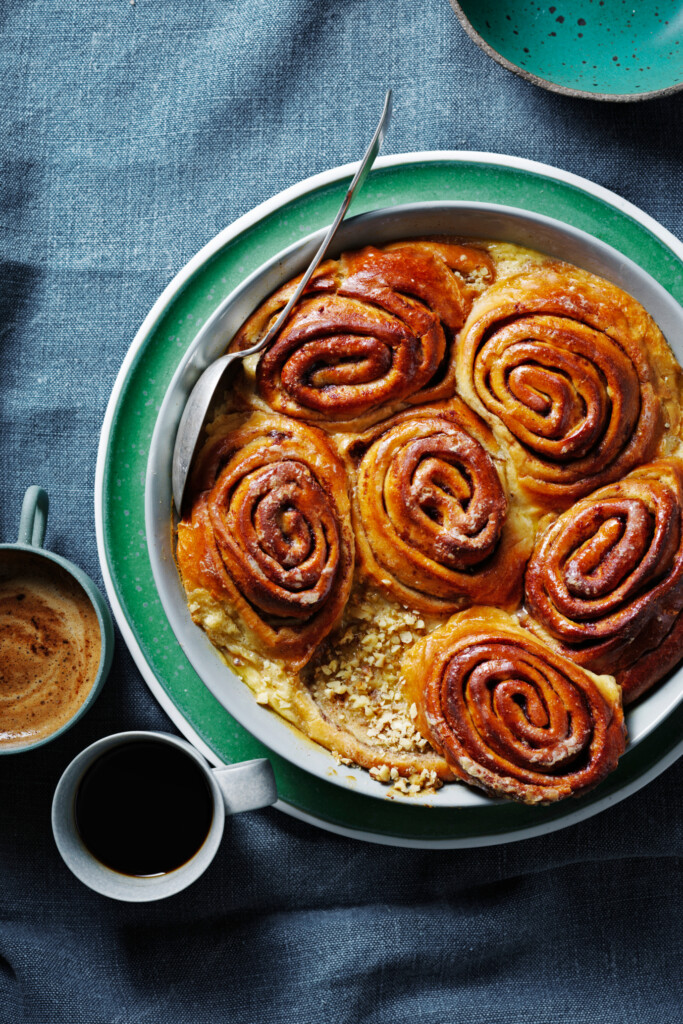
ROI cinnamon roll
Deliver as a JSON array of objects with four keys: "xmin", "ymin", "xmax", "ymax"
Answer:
[
  {"xmin": 177, "ymin": 411, "xmax": 354, "ymax": 669},
  {"xmin": 231, "ymin": 241, "xmax": 495, "ymax": 429},
  {"xmin": 524, "ymin": 458, "xmax": 683, "ymax": 702},
  {"xmin": 344, "ymin": 402, "xmax": 536, "ymax": 614},
  {"xmin": 402, "ymin": 607, "xmax": 626, "ymax": 804},
  {"xmin": 456, "ymin": 263, "xmax": 682, "ymax": 508}
]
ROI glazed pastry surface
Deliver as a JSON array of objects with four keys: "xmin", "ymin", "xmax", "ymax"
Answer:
[
  {"xmin": 524, "ymin": 458, "xmax": 683, "ymax": 703},
  {"xmin": 342, "ymin": 400, "xmax": 537, "ymax": 615},
  {"xmin": 456, "ymin": 263, "xmax": 682, "ymax": 508},
  {"xmin": 402, "ymin": 607, "xmax": 626, "ymax": 804},
  {"xmin": 231, "ymin": 241, "xmax": 495, "ymax": 431},
  {"xmin": 177, "ymin": 411, "xmax": 354, "ymax": 670}
]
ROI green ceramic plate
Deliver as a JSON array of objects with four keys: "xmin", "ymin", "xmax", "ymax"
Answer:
[
  {"xmin": 96, "ymin": 152, "xmax": 683, "ymax": 847},
  {"xmin": 451, "ymin": 0, "xmax": 683, "ymax": 101}
]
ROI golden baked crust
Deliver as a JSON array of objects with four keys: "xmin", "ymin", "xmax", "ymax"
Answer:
[
  {"xmin": 177, "ymin": 410, "xmax": 354, "ymax": 670},
  {"xmin": 230, "ymin": 241, "xmax": 495, "ymax": 431},
  {"xmin": 402, "ymin": 607, "xmax": 627, "ymax": 804},
  {"xmin": 456, "ymin": 263, "xmax": 682, "ymax": 509},
  {"xmin": 341, "ymin": 400, "xmax": 538, "ymax": 614},
  {"xmin": 523, "ymin": 457, "xmax": 683, "ymax": 704},
  {"xmin": 176, "ymin": 238, "xmax": 683, "ymax": 802}
]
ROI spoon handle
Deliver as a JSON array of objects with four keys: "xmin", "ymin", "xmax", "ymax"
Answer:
[
  {"xmin": 242, "ymin": 89, "xmax": 393, "ymax": 358},
  {"xmin": 172, "ymin": 90, "xmax": 392, "ymax": 513}
]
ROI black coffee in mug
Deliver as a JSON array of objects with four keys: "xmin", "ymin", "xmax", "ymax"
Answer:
[{"xmin": 75, "ymin": 740, "xmax": 214, "ymax": 877}]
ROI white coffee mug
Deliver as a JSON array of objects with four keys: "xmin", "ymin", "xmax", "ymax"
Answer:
[{"xmin": 51, "ymin": 730, "xmax": 277, "ymax": 901}]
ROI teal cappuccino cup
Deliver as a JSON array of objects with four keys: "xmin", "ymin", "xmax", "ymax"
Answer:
[{"xmin": 0, "ymin": 486, "xmax": 114, "ymax": 753}]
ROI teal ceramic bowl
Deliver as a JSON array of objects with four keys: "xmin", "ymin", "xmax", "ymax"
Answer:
[{"xmin": 451, "ymin": 0, "xmax": 683, "ymax": 101}]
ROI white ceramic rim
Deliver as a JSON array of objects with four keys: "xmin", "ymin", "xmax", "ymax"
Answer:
[
  {"xmin": 95, "ymin": 151, "xmax": 683, "ymax": 848},
  {"xmin": 146, "ymin": 199, "xmax": 683, "ymax": 805}
]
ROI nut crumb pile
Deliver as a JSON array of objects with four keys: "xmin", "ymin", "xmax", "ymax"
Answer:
[{"xmin": 308, "ymin": 587, "xmax": 443, "ymax": 793}]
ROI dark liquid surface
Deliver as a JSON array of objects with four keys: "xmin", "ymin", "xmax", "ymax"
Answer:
[{"xmin": 75, "ymin": 741, "xmax": 214, "ymax": 876}]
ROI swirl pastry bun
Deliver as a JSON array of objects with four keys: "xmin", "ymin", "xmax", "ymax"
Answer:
[
  {"xmin": 456, "ymin": 263, "xmax": 682, "ymax": 509},
  {"xmin": 402, "ymin": 607, "xmax": 626, "ymax": 804},
  {"xmin": 177, "ymin": 411, "xmax": 354, "ymax": 669},
  {"xmin": 524, "ymin": 458, "xmax": 683, "ymax": 703},
  {"xmin": 231, "ymin": 241, "xmax": 494, "ymax": 431},
  {"xmin": 343, "ymin": 401, "xmax": 537, "ymax": 614}
]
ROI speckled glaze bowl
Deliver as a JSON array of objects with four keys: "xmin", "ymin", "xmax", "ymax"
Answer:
[{"xmin": 451, "ymin": 0, "xmax": 683, "ymax": 101}]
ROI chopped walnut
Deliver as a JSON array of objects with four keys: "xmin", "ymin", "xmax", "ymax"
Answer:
[{"xmin": 308, "ymin": 587, "xmax": 436, "ymax": 759}]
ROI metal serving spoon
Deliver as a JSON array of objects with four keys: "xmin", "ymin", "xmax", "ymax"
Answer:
[{"xmin": 172, "ymin": 89, "xmax": 393, "ymax": 514}]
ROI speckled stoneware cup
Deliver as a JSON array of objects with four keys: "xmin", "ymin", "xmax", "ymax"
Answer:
[
  {"xmin": 451, "ymin": 0, "xmax": 683, "ymax": 101},
  {"xmin": 0, "ymin": 486, "xmax": 115, "ymax": 753},
  {"xmin": 52, "ymin": 731, "xmax": 277, "ymax": 901}
]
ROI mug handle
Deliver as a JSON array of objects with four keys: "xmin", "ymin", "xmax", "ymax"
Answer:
[
  {"xmin": 212, "ymin": 758, "xmax": 277, "ymax": 815},
  {"xmin": 18, "ymin": 486, "xmax": 49, "ymax": 548}
]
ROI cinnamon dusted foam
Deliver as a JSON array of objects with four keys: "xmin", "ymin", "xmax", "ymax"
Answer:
[{"xmin": 0, "ymin": 555, "xmax": 101, "ymax": 749}]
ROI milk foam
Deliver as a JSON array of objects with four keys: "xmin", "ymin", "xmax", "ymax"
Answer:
[{"xmin": 0, "ymin": 559, "xmax": 101, "ymax": 748}]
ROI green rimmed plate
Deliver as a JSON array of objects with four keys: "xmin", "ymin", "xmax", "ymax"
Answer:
[{"xmin": 96, "ymin": 152, "xmax": 683, "ymax": 847}]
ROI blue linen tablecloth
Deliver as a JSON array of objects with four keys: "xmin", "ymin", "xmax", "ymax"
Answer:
[{"xmin": 2, "ymin": 2, "xmax": 683, "ymax": 1021}]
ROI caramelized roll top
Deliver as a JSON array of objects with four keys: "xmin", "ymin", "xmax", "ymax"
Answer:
[
  {"xmin": 345, "ymin": 402, "xmax": 535, "ymax": 614},
  {"xmin": 402, "ymin": 607, "xmax": 626, "ymax": 804},
  {"xmin": 231, "ymin": 241, "xmax": 494, "ymax": 430},
  {"xmin": 177, "ymin": 411, "xmax": 354, "ymax": 669},
  {"xmin": 456, "ymin": 263, "xmax": 681, "ymax": 508},
  {"xmin": 525, "ymin": 458, "xmax": 683, "ymax": 702}
]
